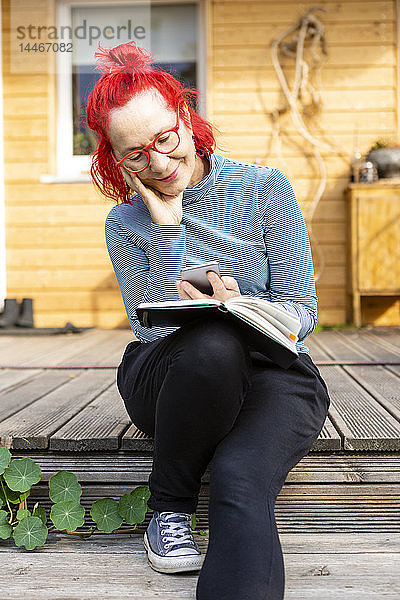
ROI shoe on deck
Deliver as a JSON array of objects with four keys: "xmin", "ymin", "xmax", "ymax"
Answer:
[{"xmin": 143, "ymin": 511, "xmax": 203, "ymax": 573}]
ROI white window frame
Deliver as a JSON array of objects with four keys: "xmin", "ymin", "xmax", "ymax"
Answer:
[{"xmin": 46, "ymin": 0, "xmax": 206, "ymax": 181}]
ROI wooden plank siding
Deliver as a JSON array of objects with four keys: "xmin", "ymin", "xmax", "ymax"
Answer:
[
  {"xmin": 2, "ymin": 0, "xmax": 399, "ymax": 329},
  {"xmin": 1, "ymin": 0, "xmax": 126, "ymax": 329},
  {"xmin": 209, "ymin": 0, "xmax": 399, "ymax": 327}
]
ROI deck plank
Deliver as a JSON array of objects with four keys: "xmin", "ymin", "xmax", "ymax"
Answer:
[
  {"xmin": 305, "ymin": 336, "xmax": 331, "ymax": 360},
  {"xmin": 0, "ymin": 532, "xmax": 399, "ymax": 597},
  {"xmin": 363, "ymin": 329, "xmax": 400, "ymax": 356},
  {"xmin": 1, "ymin": 480, "xmax": 398, "ymax": 533},
  {"xmin": 320, "ymin": 366, "xmax": 400, "ymax": 450},
  {"xmin": 27, "ymin": 329, "xmax": 117, "ymax": 367},
  {"xmin": 386, "ymin": 365, "xmax": 400, "ymax": 378},
  {"xmin": 0, "ymin": 335, "xmax": 61, "ymax": 364},
  {"xmin": 0, "ymin": 540, "xmax": 400, "ymax": 600},
  {"xmin": 311, "ymin": 330, "xmax": 370, "ymax": 361},
  {"xmin": 121, "ymin": 418, "xmax": 342, "ymax": 452},
  {"xmin": 0, "ymin": 371, "xmax": 115, "ymax": 449},
  {"xmin": 1, "ymin": 531, "xmax": 399, "ymax": 554},
  {"xmin": 313, "ymin": 419, "xmax": 341, "ymax": 450},
  {"xmin": 335, "ymin": 330, "xmax": 400, "ymax": 362},
  {"xmin": 0, "ymin": 329, "xmax": 114, "ymax": 367},
  {"xmin": 50, "ymin": 384, "xmax": 131, "ymax": 451},
  {"xmin": 8, "ymin": 453, "xmax": 400, "ymax": 484},
  {"xmin": 121, "ymin": 423, "xmax": 155, "ymax": 452},
  {"xmin": 54, "ymin": 330, "xmax": 131, "ymax": 367},
  {"xmin": 0, "ymin": 368, "xmax": 43, "ymax": 392},
  {"xmin": 0, "ymin": 534, "xmax": 398, "ymax": 599},
  {"xmin": 0, "ymin": 331, "xmax": 97, "ymax": 365},
  {"xmin": 0, "ymin": 371, "xmax": 73, "ymax": 422},
  {"xmin": 343, "ymin": 365, "xmax": 400, "ymax": 422}
]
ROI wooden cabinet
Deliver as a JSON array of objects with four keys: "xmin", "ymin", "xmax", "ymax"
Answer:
[{"xmin": 346, "ymin": 182, "xmax": 400, "ymax": 326}]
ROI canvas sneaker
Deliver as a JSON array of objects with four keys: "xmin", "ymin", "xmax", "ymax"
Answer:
[{"xmin": 143, "ymin": 510, "xmax": 203, "ymax": 573}]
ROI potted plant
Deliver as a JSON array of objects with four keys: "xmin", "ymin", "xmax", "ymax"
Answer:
[{"xmin": 366, "ymin": 139, "xmax": 400, "ymax": 179}]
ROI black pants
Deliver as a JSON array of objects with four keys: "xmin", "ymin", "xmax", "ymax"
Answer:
[{"xmin": 117, "ymin": 318, "xmax": 330, "ymax": 600}]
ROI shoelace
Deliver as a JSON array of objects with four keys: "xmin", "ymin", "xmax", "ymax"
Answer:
[{"xmin": 159, "ymin": 512, "xmax": 194, "ymax": 550}]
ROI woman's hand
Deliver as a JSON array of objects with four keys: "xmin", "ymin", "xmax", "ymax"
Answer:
[
  {"xmin": 175, "ymin": 271, "xmax": 242, "ymax": 302},
  {"xmin": 121, "ymin": 168, "xmax": 183, "ymax": 225}
]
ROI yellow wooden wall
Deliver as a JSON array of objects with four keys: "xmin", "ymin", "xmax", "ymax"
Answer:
[
  {"xmin": 2, "ymin": 0, "xmax": 399, "ymax": 329},
  {"xmin": 208, "ymin": 0, "xmax": 399, "ymax": 326},
  {"xmin": 2, "ymin": 0, "xmax": 128, "ymax": 328}
]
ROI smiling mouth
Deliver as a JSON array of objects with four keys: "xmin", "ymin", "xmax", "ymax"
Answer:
[{"xmin": 156, "ymin": 165, "xmax": 180, "ymax": 182}]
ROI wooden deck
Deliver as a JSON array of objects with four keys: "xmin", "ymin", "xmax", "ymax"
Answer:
[
  {"xmin": 1, "ymin": 326, "xmax": 400, "ymax": 453},
  {"xmin": 0, "ymin": 327, "xmax": 400, "ymax": 528},
  {"xmin": 0, "ymin": 532, "xmax": 399, "ymax": 599},
  {"xmin": 1, "ymin": 327, "xmax": 399, "ymax": 598}
]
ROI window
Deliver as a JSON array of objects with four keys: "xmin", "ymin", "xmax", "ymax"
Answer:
[{"xmin": 55, "ymin": 0, "xmax": 203, "ymax": 179}]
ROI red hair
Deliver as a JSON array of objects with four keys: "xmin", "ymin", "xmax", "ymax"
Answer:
[{"xmin": 86, "ymin": 41, "xmax": 219, "ymax": 203}]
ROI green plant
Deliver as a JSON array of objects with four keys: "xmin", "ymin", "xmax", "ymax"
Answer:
[
  {"xmin": 367, "ymin": 137, "xmax": 400, "ymax": 152},
  {"xmin": 0, "ymin": 448, "xmax": 208, "ymax": 551},
  {"xmin": 313, "ymin": 323, "xmax": 323, "ymax": 334},
  {"xmin": 73, "ymin": 132, "xmax": 97, "ymax": 155},
  {"xmin": 317, "ymin": 323, "xmax": 359, "ymax": 330},
  {"xmin": 368, "ymin": 139, "xmax": 388, "ymax": 151}
]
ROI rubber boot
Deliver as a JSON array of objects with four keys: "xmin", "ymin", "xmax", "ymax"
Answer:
[
  {"xmin": 0, "ymin": 298, "xmax": 19, "ymax": 328},
  {"xmin": 16, "ymin": 298, "xmax": 35, "ymax": 328}
]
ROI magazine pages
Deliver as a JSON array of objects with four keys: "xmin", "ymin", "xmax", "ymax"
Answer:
[{"xmin": 137, "ymin": 296, "xmax": 301, "ymax": 353}]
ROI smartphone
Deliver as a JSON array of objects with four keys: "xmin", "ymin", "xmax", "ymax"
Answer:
[{"xmin": 180, "ymin": 260, "xmax": 220, "ymax": 295}]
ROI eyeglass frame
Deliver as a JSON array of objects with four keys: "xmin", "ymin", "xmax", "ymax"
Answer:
[{"xmin": 111, "ymin": 107, "xmax": 182, "ymax": 174}]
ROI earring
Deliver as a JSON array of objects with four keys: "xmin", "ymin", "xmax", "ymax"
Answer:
[
  {"xmin": 192, "ymin": 135, "xmax": 202, "ymax": 156},
  {"xmin": 195, "ymin": 144, "xmax": 205, "ymax": 157},
  {"xmin": 192, "ymin": 135, "xmax": 197, "ymax": 159}
]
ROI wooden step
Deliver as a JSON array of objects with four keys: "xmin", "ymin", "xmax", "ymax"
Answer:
[
  {"xmin": 23, "ymin": 481, "xmax": 400, "ymax": 533},
  {"xmin": 9, "ymin": 452, "xmax": 399, "ymax": 484},
  {"xmin": 9, "ymin": 452, "xmax": 400, "ymax": 532},
  {"xmin": 0, "ymin": 533, "xmax": 399, "ymax": 599},
  {"xmin": 1, "ymin": 328, "xmax": 400, "ymax": 453}
]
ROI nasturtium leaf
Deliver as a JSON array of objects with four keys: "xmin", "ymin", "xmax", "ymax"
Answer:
[
  {"xmin": 118, "ymin": 494, "xmax": 140, "ymax": 526},
  {"xmin": 132, "ymin": 484, "xmax": 151, "ymax": 505},
  {"xmin": 13, "ymin": 516, "xmax": 48, "ymax": 550},
  {"xmin": 32, "ymin": 505, "xmax": 47, "ymax": 526},
  {"xmin": 48, "ymin": 470, "xmax": 82, "ymax": 503},
  {"xmin": 0, "ymin": 485, "xmax": 31, "ymax": 506},
  {"xmin": 0, "ymin": 448, "xmax": 11, "ymax": 475},
  {"xmin": 90, "ymin": 498, "xmax": 123, "ymax": 533},
  {"xmin": 0, "ymin": 510, "xmax": 12, "ymax": 539},
  {"xmin": 16, "ymin": 508, "xmax": 31, "ymax": 520},
  {"xmin": 1, "ymin": 484, "xmax": 20, "ymax": 507},
  {"xmin": 50, "ymin": 501, "xmax": 85, "ymax": 531},
  {"xmin": 118, "ymin": 486, "xmax": 151, "ymax": 525},
  {"xmin": 3, "ymin": 458, "xmax": 41, "ymax": 492}
]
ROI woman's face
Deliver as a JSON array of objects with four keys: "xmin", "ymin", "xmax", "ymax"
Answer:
[{"xmin": 108, "ymin": 89, "xmax": 198, "ymax": 196}]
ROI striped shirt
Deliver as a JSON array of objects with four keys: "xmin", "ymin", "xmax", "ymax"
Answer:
[{"xmin": 105, "ymin": 152, "xmax": 318, "ymax": 354}]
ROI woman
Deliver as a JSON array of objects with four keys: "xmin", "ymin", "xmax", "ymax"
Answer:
[{"xmin": 86, "ymin": 41, "xmax": 331, "ymax": 600}]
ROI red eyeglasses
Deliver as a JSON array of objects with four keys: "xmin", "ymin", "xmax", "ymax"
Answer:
[{"xmin": 112, "ymin": 109, "xmax": 181, "ymax": 174}]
